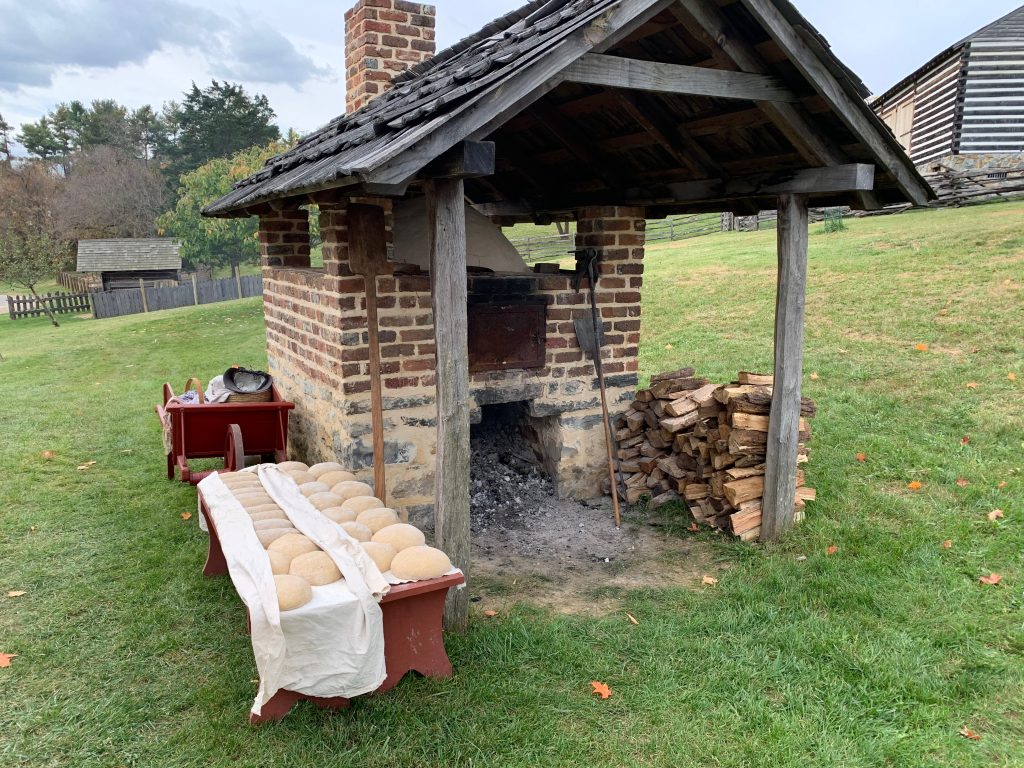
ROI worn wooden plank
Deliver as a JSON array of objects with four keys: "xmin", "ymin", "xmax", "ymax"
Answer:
[
  {"xmin": 761, "ymin": 194, "xmax": 808, "ymax": 541},
  {"xmin": 563, "ymin": 52, "xmax": 798, "ymax": 101},
  {"xmin": 428, "ymin": 177, "xmax": 471, "ymax": 632}
]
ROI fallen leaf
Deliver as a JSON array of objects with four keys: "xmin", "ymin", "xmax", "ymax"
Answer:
[
  {"xmin": 1009, "ymin": 372, "xmax": 1018, "ymax": 382},
  {"xmin": 966, "ymin": 382, "xmax": 979, "ymax": 389},
  {"xmin": 979, "ymin": 573, "xmax": 1002, "ymax": 586},
  {"xmin": 6, "ymin": 590, "xmax": 27, "ymax": 597},
  {"xmin": 959, "ymin": 727, "xmax": 981, "ymax": 741},
  {"xmin": 997, "ymin": 481, "xmax": 1007, "ymax": 489},
  {"xmin": 915, "ymin": 343, "xmax": 929, "ymax": 352},
  {"xmin": 837, "ymin": 348, "xmax": 848, "ymax": 355},
  {"xmin": 701, "ymin": 575, "xmax": 718, "ymax": 586},
  {"xmin": 664, "ymin": 344, "xmax": 673, "ymax": 350},
  {"xmin": 941, "ymin": 540, "xmax": 953, "ymax": 549},
  {"xmin": 956, "ymin": 478, "xmax": 970, "ymax": 488},
  {"xmin": 591, "ymin": 681, "xmax": 612, "ymax": 699},
  {"xmin": 827, "ymin": 545, "xmax": 839, "ymax": 556},
  {"xmin": 987, "ymin": 509, "xmax": 1005, "ymax": 521},
  {"xmin": 687, "ymin": 522, "xmax": 699, "ymax": 533},
  {"xmin": 0, "ymin": 653, "xmax": 17, "ymax": 668},
  {"xmin": 961, "ymin": 436, "xmax": 970, "ymax": 446},
  {"xmin": 625, "ymin": 612, "xmax": 639, "ymax": 626},
  {"xmin": 29, "ymin": 526, "xmax": 37, "ymax": 534},
  {"xmin": 180, "ymin": 512, "xmax": 192, "ymax": 521},
  {"xmin": 795, "ymin": 555, "xmax": 807, "ymax": 562},
  {"xmin": 938, "ymin": 308, "xmax": 949, "ymax": 316},
  {"xmin": 40, "ymin": 450, "xmax": 56, "ymax": 460},
  {"xmin": 483, "ymin": 610, "xmax": 498, "ymax": 618},
  {"xmin": 76, "ymin": 461, "xmax": 97, "ymax": 470},
  {"xmin": 810, "ymin": 372, "xmax": 820, "ymax": 381},
  {"xmin": 907, "ymin": 481, "xmax": 923, "ymax": 491},
  {"xmin": 855, "ymin": 452, "xmax": 867, "ymax": 462}
]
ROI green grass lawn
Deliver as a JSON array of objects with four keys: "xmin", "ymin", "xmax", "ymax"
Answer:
[{"xmin": 1, "ymin": 202, "xmax": 1022, "ymax": 767}]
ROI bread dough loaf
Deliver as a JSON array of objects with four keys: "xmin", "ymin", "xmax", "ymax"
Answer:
[
  {"xmin": 340, "ymin": 521, "xmax": 373, "ymax": 543},
  {"xmin": 275, "ymin": 574, "xmax": 313, "ymax": 611},
  {"xmin": 267, "ymin": 533, "xmax": 319, "ymax": 558},
  {"xmin": 249, "ymin": 509, "xmax": 289, "ymax": 522},
  {"xmin": 285, "ymin": 470, "xmax": 316, "ymax": 486},
  {"xmin": 253, "ymin": 518, "xmax": 295, "ymax": 532},
  {"xmin": 319, "ymin": 470, "xmax": 357, "ymax": 487},
  {"xmin": 222, "ymin": 475, "xmax": 260, "ymax": 489},
  {"xmin": 276, "ymin": 461, "xmax": 309, "ymax": 473},
  {"xmin": 257, "ymin": 528, "xmax": 296, "ymax": 548},
  {"xmin": 289, "ymin": 551, "xmax": 342, "ymax": 586},
  {"xmin": 331, "ymin": 481, "xmax": 374, "ymax": 502},
  {"xmin": 307, "ymin": 492, "xmax": 344, "ymax": 511},
  {"xmin": 341, "ymin": 496, "xmax": 385, "ymax": 515},
  {"xmin": 268, "ymin": 549, "xmax": 292, "ymax": 575},
  {"xmin": 371, "ymin": 523, "xmax": 426, "ymax": 552},
  {"xmin": 390, "ymin": 546, "xmax": 453, "ymax": 581},
  {"xmin": 308, "ymin": 462, "xmax": 345, "ymax": 479},
  {"xmin": 246, "ymin": 503, "xmax": 282, "ymax": 515},
  {"xmin": 361, "ymin": 541, "xmax": 397, "ymax": 573},
  {"xmin": 298, "ymin": 481, "xmax": 330, "ymax": 497},
  {"xmin": 356, "ymin": 507, "xmax": 400, "ymax": 534},
  {"xmin": 321, "ymin": 506, "xmax": 358, "ymax": 524}
]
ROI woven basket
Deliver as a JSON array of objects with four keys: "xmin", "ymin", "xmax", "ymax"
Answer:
[{"xmin": 227, "ymin": 390, "xmax": 273, "ymax": 403}]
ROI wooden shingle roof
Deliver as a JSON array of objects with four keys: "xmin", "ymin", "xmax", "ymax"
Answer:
[
  {"xmin": 206, "ymin": 0, "xmax": 932, "ymax": 218},
  {"xmin": 76, "ymin": 239, "xmax": 182, "ymax": 272}
]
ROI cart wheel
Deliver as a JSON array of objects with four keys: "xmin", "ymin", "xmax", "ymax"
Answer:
[{"xmin": 225, "ymin": 424, "xmax": 245, "ymax": 473}]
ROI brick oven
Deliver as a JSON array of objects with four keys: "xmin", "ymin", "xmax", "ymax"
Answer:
[{"xmin": 258, "ymin": 0, "xmax": 645, "ymax": 521}]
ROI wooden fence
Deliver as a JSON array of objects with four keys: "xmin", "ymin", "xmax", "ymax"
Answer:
[
  {"xmin": 7, "ymin": 292, "xmax": 92, "ymax": 320},
  {"xmin": 91, "ymin": 274, "xmax": 262, "ymax": 319}
]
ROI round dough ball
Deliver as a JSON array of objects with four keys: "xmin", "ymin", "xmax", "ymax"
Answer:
[
  {"xmin": 254, "ymin": 518, "xmax": 294, "ymax": 532},
  {"xmin": 321, "ymin": 506, "xmax": 357, "ymax": 524},
  {"xmin": 361, "ymin": 541, "xmax": 397, "ymax": 573},
  {"xmin": 318, "ymin": 469, "xmax": 357, "ymax": 487},
  {"xmin": 340, "ymin": 521, "xmax": 373, "ymax": 543},
  {"xmin": 286, "ymin": 470, "xmax": 316, "ymax": 486},
  {"xmin": 308, "ymin": 462, "xmax": 345, "ymax": 479},
  {"xmin": 371, "ymin": 523, "xmax": 425, "ymax": 552},
  {"xmin": 289, "ymin": 551, "xmax": 342, "ymax": 586},
  {"xmin": 299, "ymin": 482, "xmax": 331, "ymax": 498},
  {"xmin": 276, "ymin": 461, "xmax": 309, "ymax": 473},
  {"xmin": 268, "ymin": 533, "xmax": 319, "ymax": 559},
  {"xmin": 307, "ymin": 492, "xmax": 344, "ymax": 511},
  {"xmin": 268, "ymin": 550, "xmax": 293, "ymax": 575},
  {"xmin": 257, "ymin": 528, "xmax": 296, "ymax": 548},
  {"xmin": 250, "ymin": 509, "xmax": 288, "ymax": 523},
  {"xmin": 341, "ymin": 496, "xmax": 385, "ymax": 516},
  {"xmin": 275, "ymin": 574, "xmax": 313, "ymax": 611},
  {"xmin": 356, "ymin": 507, "xmax": 400, "ymax": 534},
  {"xmin": 390, "ymin": 546, "xmax": 452, "ymax": 581},
  {"xmin": 246, "ymin": 503, "xmax": 282, "ymax": 515},
  {"xmin": 331, "ymin": 481, "xmax": 374, "ymax": 502}
]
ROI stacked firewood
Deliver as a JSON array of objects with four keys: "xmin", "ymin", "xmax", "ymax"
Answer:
[{"xmin": 612, "ymin": 368, "xmax": 817, "ymax": 541}]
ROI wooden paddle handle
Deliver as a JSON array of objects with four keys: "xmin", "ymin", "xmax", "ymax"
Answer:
[{"xmin": 365, "ymin": 275, "xmax": 387, "ymax": 505}]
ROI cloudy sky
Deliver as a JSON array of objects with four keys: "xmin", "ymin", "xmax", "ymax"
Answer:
[{"xmin": 1, "ymin": 0, "xmax": 1020, "ymax": 151}]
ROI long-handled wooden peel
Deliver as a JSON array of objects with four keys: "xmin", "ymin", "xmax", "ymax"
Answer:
[{"xmin": 348, "ymin": 204, "xmax": 390, "ymax": 505}]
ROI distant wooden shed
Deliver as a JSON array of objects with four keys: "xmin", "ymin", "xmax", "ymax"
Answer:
[
  {"xmin": 873, "ymin": 4, "xmax": 1024, "ymax": 167},
  {"xmin": 76, "ymin": 238, "xmax": 182, "ymax": 290}
]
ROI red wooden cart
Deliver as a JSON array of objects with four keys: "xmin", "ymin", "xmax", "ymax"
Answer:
[{"xmin": 156, "ymin": 382, "xmax": 294, "ymax": 484}]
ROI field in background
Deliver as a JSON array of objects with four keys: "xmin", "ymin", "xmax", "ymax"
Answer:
[{"xmin": 0, "ymin": 201, "xmax": 1021, "ymax": 767}]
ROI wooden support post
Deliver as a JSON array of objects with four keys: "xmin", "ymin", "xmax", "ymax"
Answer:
[
  {"xmin": 234, "ymin": 264, "xmax": 243, "ymax": 299},
  {"xmin": 191, "ymin": 273, "xmax": 199, "ymax": 305},
  {"xmin": 427, "ymin": 178, "xmax": 471, "ymax": 632},
  {"xmin": 138, "ymin": 278, "xmax": 149, "ymax": 313},
  {"xmin": 761, "ymin": 194, "xmax": 808, "ymax": 541}
]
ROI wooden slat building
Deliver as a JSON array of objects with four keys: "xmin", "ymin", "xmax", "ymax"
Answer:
[
  {"xmin": 76, "ymin": 238, "xmax": 182, "ymax": 290},
  {"xmin": 204, "ymin": 0, "xmax": 933, "ymax": 629},
  {"xmin": 873, "ymin": 4, "xmax": 1024, "ymax": 167}
]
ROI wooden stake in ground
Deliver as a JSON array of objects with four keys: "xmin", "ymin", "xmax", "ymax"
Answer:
[{"xmin": 347, "ymin": 204, "xmax": 390, "ymax": 506}]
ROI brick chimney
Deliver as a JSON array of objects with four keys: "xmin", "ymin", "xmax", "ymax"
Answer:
[{"xmin": 345, "ymin": 0, "xmax": 437, "ymax": 114}]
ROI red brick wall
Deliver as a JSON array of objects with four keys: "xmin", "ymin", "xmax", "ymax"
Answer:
[{"xmin": 345, "ymin": 0, "xmax": 437, "ymax": 114}]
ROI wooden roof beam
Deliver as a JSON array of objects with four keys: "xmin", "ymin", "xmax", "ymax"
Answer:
[
  {"xmin": 532, "ymin": 100, "xmax": 631, "ymax": 190},
  {"xmin": 477, "ymin": 163, "xmax": 875, "ymax": 212},
  {"xmin": 563, "ymin": 52, "xmax": 799, "ymax": 101}
]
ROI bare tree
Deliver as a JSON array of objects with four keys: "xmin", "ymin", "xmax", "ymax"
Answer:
[{"xmin": 58, "ymin": 147, "xmax": 165, "ymax": 239}]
